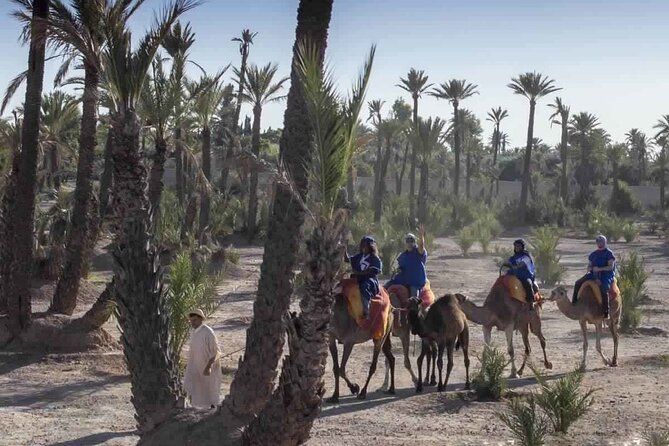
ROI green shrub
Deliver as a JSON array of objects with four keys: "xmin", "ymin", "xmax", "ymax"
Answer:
[
  {"xmin": 497, "ymin": 396, "xmax": 550, "ymax": 446},
  {"xmin": 166, "ymin": 252, "xmax": 222, "ymax": 367},
  {"xmin": 533, "ymin": 368, "xmax": 595, "ymax": 434},
  {"xmin": 622, "ymin": 222, "xmax": 638, "ymax": 242},
  {"xmin": 530, "ymin": 226, "xmax": 566, "ymax": 286},
  {"xmin": 644, "ymin": 430, "xmax": 669, "ymax": 446},
  {"xmin": 425, "ymin": 202, "xmax": 449, "ymax": 237},
  {"xmin": 609, "ymin": 179, "xmax": 640, "ymax": 216},
  {"xmin": 472, "ymin": 345, "xmax": 508, "ymax": 400},
  {"xmin": 600, "ymin": 216, "xmax": 625, "ymax": 242},
  {"xmin": 225, "ymin": 247, "xmax": 240, "ymax": 265},
  {"xmin": 454, "ymin": 226, "xmax": 476, "ymax": 257},
  {"xmin": 157, "ymin": 190, "xmax": 185, "ymax": 247},
  {"xmin": 493, "ymin": 244, "xmax": 514, "ymax": 268},
  {"xmin": 618, "ymin": 252, "xmax": 648, "ymax": 331},
  {"xmin": 584, "ymin": 206, "xmax": 610, "ymax": 238}
]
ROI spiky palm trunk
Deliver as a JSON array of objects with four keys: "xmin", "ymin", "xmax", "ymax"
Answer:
[
  {"xmin": 243, "ymin": 218, "xmax": 344, "ymax": 445},
  {"xmin": 225, "ymin": 0, "xmax": 333, "ymax": 418},
  {"xmin": 409, "ymin": 96, "xmax": 418, "ymax": 219},
  {"xmin": 198, "ymin": 126, "xmax": 211, "ymax": 236},
  {"xmin": 49, "ymin": 144, "xmax": 60, "ymax": 190},
  {"xmin": 2, "ymin": 0, "xmax": 49, "ymax": 333},
  {"xmin": 465, "ymin": 140, "xmax": 471, "ymax": 199},
  {"xmin": 372, "ymin": 138, "xmax": 383, "ymax": 223},
  {"xmin": 396, "ymin": 140, "xmax": 409, "ymax": 195},
  {"xmin": 660, "ymin": 146, "xmax": 667, "ymax": 209},
  {"xmin": 175, "ymin": 127, "xmax": 184, "ymax": 204},
  {"xmin": 559, "ymin": 120, "xmax": 568, "ymax": 201},
  {"xmin": 51, "ymin": 65, "xmax": 99, "ymax": 315},
  {"xmin": 488, "ymin": 125, "xmax": 500, "ymax": 203},
  {"xmin": 452, "ymin": 101, "xmax": 461, "ymax": 197},
  {"xmin": 418, "ymin": 160, "xmax": 428, "ymax": 222},
  {"xmin": 148, "ymin": 136, "xmax": 168, "ymax": 211},
  {"xmin": 99, "ymin": 128, "xmax": 114, "ymax": 219},
  {"xmin": 374, "ymin": 139, "xmax": 393, "ymax": 222},
  {"xmin": 519, "ymin": 100, "xmax": 536, "ymax": 220},
  {"xmin": 246, "ymin": 104, "xmax": 262, "ymax": 239}
]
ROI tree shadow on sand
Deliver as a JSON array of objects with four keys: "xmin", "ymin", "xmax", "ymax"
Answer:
[{"xmin": 48, "ymin": 431, "xmax": 137, "ymax": 446}]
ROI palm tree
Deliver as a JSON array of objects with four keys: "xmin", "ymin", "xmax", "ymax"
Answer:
[
  {"xmin": 375, "ymin": 118, "xmax": 403, "ymax": 221},
  {"xmin": 569, "ymin": 112, "xmax": 600, "ymax": 204},
  {"xmin": 430, "ymin": 79, "xmax": 479, "ymax": 197},
  {"xmin": 415, "ymin": 116, "xmax": 446, "ymax": 221},
  {"xmin": 654, "ymin": 115, "xmax": 669, "ymax": 207},
  {"xmin": 39, "ymin": 91, "xmax": 80, "ymax": 191},
  {"xmin": 221, "ymin": 28, "xmax": 258, "ymax": 190},
  {"xmin": 162, "ymin": 21, "xmax": 196, "ymax": 204},
  {"xmin": 244, "ymin": 40, "xmax": 373, "ymax": 445},
  {"xmin": 101, "ymin": 0, "xmax": 199, "ymax": 433},
  {"xmin": 188, "ymin": 68, "xmax": 231, "ymax": 235},
  {"xmin": 225, "ymin": 0, "xmax": 334, "ymax": 419},
  {"xmin": 508, "ymin": 72, "xmax": 561, "ymax": 219},
  {"xmin": 397, "ymin": 68, "xmax": 431, "ymax": 218},
  {"xmin": 367, "ymin": 99, "xmax": 385, "ymax": 221},
  {"xmin": 238, "ymin": 62, "xmax": 288, "ymax": 240},
  {"xmin": 0, "ymin": 0, "xmax": 49, "ymax": 333},
  {"xmin": 486, "ymin": 106, "xmax": 508, "ymax": 200},
  {"xmin": 548, "ymin": 97, "xmax": 571, "ymax": 201},
  {"xmin": 625, "ymin": 128, "xmax": 650, "ymax": 183}
]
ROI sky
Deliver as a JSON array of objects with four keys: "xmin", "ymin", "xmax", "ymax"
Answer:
[{"xmin": 1, "ymin": 0, "xmax": 668, "ymax": 148}]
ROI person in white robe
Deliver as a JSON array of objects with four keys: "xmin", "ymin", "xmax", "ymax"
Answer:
[{"xmin": 183, "ymin": 309, "xmax": 222, "ymax": 408}]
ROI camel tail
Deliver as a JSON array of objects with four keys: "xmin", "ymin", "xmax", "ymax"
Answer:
[{"xmin": 455, "ymin": 324, "xmax": 469, "ymax": 351}]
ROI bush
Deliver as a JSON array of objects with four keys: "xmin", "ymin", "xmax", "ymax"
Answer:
[
  {"xmin": 584, "ymin": 206, "xmax": 610, "ymax": 238},
  {"xmin": 166, "ymin": 252, "xmax": 222, "ymax": 367},
  {"xmin": 225, "ymin": 247, "xmax": 240, "ymax": 265},
  {"xmin": 454, "ymin": 226, "xmax": 476, "ymax": 257},
  {"xmin": 472, "ymin": 345, "xmax": 508, "ymax": 400},
  {"xmin": 493, "ymin": 244, "xmax": 514, "ymax": 268},
  {"xmin": 600, "ymin": 216, "xmax": 625, "ymax": 242},
  {"xmin": 618, "ymin": 252, "xmax": 649, "ymax": 331},
  {"xmin": 533, "ymin": 368, "xmax": 594, "ymax": 434},
  {"xmin": 644, "ymin": 430, "xmax": 669, "ymax": 446},
  {"xmin": 530, "ymin": 226, "xmax": 566, "ymax": 286},
  {"xmin": 609, "ymin": 179, "xmax": 640, "ymax": 216},
  {"xmin": 472, "ymin": 221, "xmax": 493, "ymax": 254},
  {"xmin": 497, "ymin": 396, "xmax": 550, "ymax": 446},
  {"xmin": 622, "ymin": 222, "xmax": 638, "ymax": 242},
  {"xmin": 157, "ymin": 190, "xmax": 185, "ymax": 247}
]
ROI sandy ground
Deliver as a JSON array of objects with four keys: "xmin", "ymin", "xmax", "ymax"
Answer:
[{"xmin": 1, "ymin": 233, "xmax": 668, "ymax": 446}]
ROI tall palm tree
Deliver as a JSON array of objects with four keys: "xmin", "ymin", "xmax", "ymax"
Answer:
[
  {"xmin": 0, "ymin": 0, "xmax": 49, "ymax": 333},
  {"xmin": 39, "ymin": 91, "xmax": 80, "ymax": 191},
  {"xmin": 569, "ymin": 111, "xmax": 600, "ymax": 204},
  {"xmin": 415, "ymin": 116, "xmax": 446, "ymax": 221},
  {"xmin": 548, "ymin": 97, "xmax": 571, "ymax": 201},
  {"xmin": 221, "ymin": 28, "xmax": 258, "ymax": 190},
  {"xmin": 188, "ymin": 68, "xmax": 231, "ymax": 235},
  {"xmin": 225, "ymin": 0, "xmax": 334, "ymax": 419},
  {"xmin": 430, "ymin": 79, "xmax": 478, "ymax": 197},
  {"xmin": 486, "ymin": 106, "xmax": 508, "ymax": 200},
  {"xmin": 238, "ymin": 62, "xmax": 288, "ymax": 240},
  {"xmin": 397, "ymin": 68, "xmax": 431, "ymax": 218},
  {"xmin": 367, "ymin": 99, "xmax": 384, "ymax": 222},
  {"xmin": 162, "ymin": 21, "xmax": 196, "ymax": 204},
  {"xmin": 508, "ymin": 72, "xmax": 561, "ymax": 219},
  {"xmin": 102, "ymin": 0, "xmax": 199, "ymax": 433},
  {"xmin": 625, "ymin": 128, "xmax": 650, "ymax": 182},
  {"xmin": 654, "ymin": 115, "xmax": 669, "ymax": 208},
  {"xmin": 375, "ymin": 117, "xmax": 403, "ymax": 221},
  {"xmin": 244, "ymin": 40, "xmax": 373, "ymax": 445}
]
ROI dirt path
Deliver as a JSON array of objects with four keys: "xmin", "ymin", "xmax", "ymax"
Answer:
[{"xmin": 1, "ymin": 236, "xmax": 668, "ymax": 446}]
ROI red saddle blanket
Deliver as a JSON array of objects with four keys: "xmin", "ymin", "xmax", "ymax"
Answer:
[
  {"xmin": 339, "ymin": 278, "xmax": 391, "ymax": 341},
  {"xmin": 385, "ymin": 282, "xmax": 436, "ymax": 309},
  {"xmin": 495, "ymin": 275, "xmax": 543, "ymax": 304}
]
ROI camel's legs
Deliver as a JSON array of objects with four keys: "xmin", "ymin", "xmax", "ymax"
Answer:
[
  {"xmin": 381, "ymin": 335, "xmax": 396, "ymax": 394},
  {"xmin": 358, "ymin": 338, "xmax": 384, "ymax": 399},
  {"xmin": 609, "ymin": 317, "xmax": 619, "ymax": 367},
  {"xmin": 383, "ymin": 329, "xmax": 416, "ymax": 390},
  {"xmin": 483, "ymin": 325, "xmax": 492, "ymax": 345},
  {"xmin": 429, "ymin": 341, "xmax": 438, "ymax": 386},
  {"xmin": 339, "ymin": 343, "xmax": 359, "ymax": 395},
  {"xmin": 530, "ymin": 313, "xmax": 553, "ymax": 370},
  {"xmin": 517, "ymin": 325, "xmax": 531, "ymax": 377},
  {"xmin": 443, "ymin": 340, "xmax": 455, "ymax": 392},
  {"xmin": 416, "ymin": 340, "xmax": 427, "ymax": 393},
  {"xmin": 595, "ymin": 322, "xmax": 611, "ymax": 366},
  {"xmin": 579, "ymin": 320, "xmax": 588, "ymax": 372},
  {"xmin": 436, "ymin": 342, "xmax": 446, "ymax": 391},
  {"xmin": 460, "ymin": 326, "xmax": 471, "ymax": 390},
  {"xmin": 327, "ymin": 337, "xmax": 341, "ymax": 403},
  {"xmin": 505, "ymin": 325, "xmax": 518, "ymax": 378}
]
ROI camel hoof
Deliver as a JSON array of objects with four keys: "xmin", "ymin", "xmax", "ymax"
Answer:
[
  {"xmin": 349, "ymin": 384, "xmax": 360, "ymax": 395},
  {"xmin": 517, "ymin": 369, "xmax": 525, "ymax": 377},
  {"xmin": 437, "ymin": 384, "xmax": 444, "ymax": 392},
  {"xmin": 464, "ymin": 382, "xmax": 471, "ymax": 391},
  {"xmin": 385, "ymin": 388, "xmax": 396, "ymax": 395},
  {"xmin": 416, "ymin": 386, "xmax": 423, "ymax": 393},
  {"xmin": 578, "ymin": 364, "xmax": 587, "ymax": 373},
  {"xmin": 429, "ymin": 379, "xmax": 437, "ymax": 387},
  {"xmin": 356, "ymin": 391, "xmax": 367, "ymax": 400},
  {"xmin": 509, "ymin": 373, "xmax": 519, "ymax": 379},
  {"xmin": 326, "ymin": 396, "xmax": 339, "ymax": 404},
  {"xmin": 545, "ymin": 361, "xmax": 553, "ymax": 370},
  {"xmin": 610, "ymin": 360, "xmax": 618, "ymax": 368}
]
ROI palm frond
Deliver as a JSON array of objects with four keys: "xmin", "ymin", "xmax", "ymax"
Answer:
[{"xmin": 1, "ymin": 70, "xmax": 28, "ymax": 115}]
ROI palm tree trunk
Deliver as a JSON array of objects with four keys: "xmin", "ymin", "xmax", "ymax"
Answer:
[
  {"xmin": 465, "ymin": 146, "xmax": 471, "ymax": 199},
  {"xmin": 560, "ymin": 121, "xmax": 568, "ymax": 202},
  {"xmin": 246, "ymin": 105, "xmax": 262, "ymax": 239},
  {"xmin": 175, "ymin": 127, "xmax": 184, "ymax": 204},
  {"xmin": 225, "ymin": 0, "xmax": 334, "ymax": 419},
  {"xmin": 346, "ymin": 167, "xmax": 355, "ymax": 203},
  {"xmin": 661, "ymin": 146, "xmax": 667, "ymax": 209},
  {"xmin": 243, "ymin": 219, "xmax": 344, "ymax": 445},
  {"xmin": 519, "ymin": 100, "xmax": 536, "ymax": 220},
  {"xmin": 396, "ymin": 141, "xmax": 409, "ymax": 195},
  {"xmin": 488, "ymin": 125, "xmax": 499, "ymax": 203},
  {"xmin": 453, "ymin": 102, "xmax": 461, "ymax": 197},
  {"xmin": 198, "ymin": 126, "xmax": 212, "ymax": 237},
  {"xmin": 50, "ymin": 145, "xmax": 60, "ymax": 190},
  {"xmin": 51, "ymin": 64, "xmax": 99, "ymax": 315},
  {"xmin": 409, "ymin": 97, "xmax": 418, "ymax": 219},
  {"xmin": 0, "ymin": 155, "xmax": 20, "ymax": 314},
  {"xmin": 418, "ymin": 160, "xmax": 428, "ymax": 222},
  {"xmin": 372, "ymin": 139, "xmax": 383, "ymax": 223},
  {"xmin": 99, "ymin": 128, "xmax": 114, "ymax": 220},
  {"xmin": 374, "ymin": 140, "xmax": 393, "ymax": 222},
  {"xmin": 2, "ymin": 0, "xmax": 49, "ymax": 334},
  {"xmin": 148, "ymin": 136, "xmax": 168, "ymax": 211}
]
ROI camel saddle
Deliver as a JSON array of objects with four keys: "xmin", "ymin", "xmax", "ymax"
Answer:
[
  {"xmin": 385, "ymin": 282, "xmax": 435, "ymax": 329},
  {"xmin": 495, "ymin": 275, "xmax": 542, "ymax": 304},
  {"xmin": 339, "ymin": 278, "xmax": 391, "ymax": 341},
  {"xmin": 578, "ymin": 279, "xmax": 620, "ymax": 306}
]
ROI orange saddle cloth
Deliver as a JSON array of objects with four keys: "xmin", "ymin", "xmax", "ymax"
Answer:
[
  {"xmin": 385, "ymin": 281, "xmax": 436, "ymax": 309},
  {"xmin": 496, "ymin": 275, "xmax": 542, "ymax": 304},
  {"xmin": 578, "ymin": 279, "xmax": 620, "ymax": 306},
  {"xmin": 340, "ymin": 278, "xmax": 391, "ymax": 341}
]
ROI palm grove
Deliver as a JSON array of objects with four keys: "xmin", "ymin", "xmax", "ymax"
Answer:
[{"xmin": 0, "ymin": 0, "xmax": 668, "ymax": 445}]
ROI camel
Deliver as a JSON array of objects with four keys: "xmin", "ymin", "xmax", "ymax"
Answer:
[
  {"xmin": 548, "ymin": 285, "xmax": 620, "ymax": 370},
  {"xmin": 327, "ymin": 290, "xmax": 395, "ymax": 402},
  {"xmin": 407, "ymin": 294, "xmax": 471, "ymax": 392},
  {"xmin": 455, "ymin": 279, "xmax": 552, "ymax": 378}
]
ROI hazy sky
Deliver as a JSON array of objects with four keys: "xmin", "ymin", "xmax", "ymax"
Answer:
[{"xmin": 1, "ymin": 0, "xmax": 668, "ymax": 148}]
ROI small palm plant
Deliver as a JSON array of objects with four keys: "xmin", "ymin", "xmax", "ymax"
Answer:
[
  {"xmin": 533, "ymin": 367, "xmax": 595, "ymax": 433},
  {"xmin": 472, "ymin": 345, "xmax": 508, "ymax": 400},
  {"xmin": 618, "ymin": 252, "xmax": 649, "ymax": 331},
  {"xmin": 497, "ymin": 396, "xmax": 550, "ymax": 446},
  {"xmin": 530, "ymin": 225, "xmax": 566, "ymax": 286},
  {"xmin": 644, "ymin": 430, "xmax": 669, "ymax": 446},
  {"xmin": 455, "ymin": 226, "xmax": 476, "ymax": 256}
]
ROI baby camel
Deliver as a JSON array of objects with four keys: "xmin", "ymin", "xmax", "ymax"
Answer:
[{"xmin": 407, "ymin": 294, "xmax": 471, "ymax": 393}]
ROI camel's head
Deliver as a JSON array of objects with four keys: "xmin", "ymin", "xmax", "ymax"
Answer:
[
  {"xmin": 454, "ymin": 293, "xmax": 469, "ymax": 306},
  {"xmin": 547, "ymin": 286, "xmax": 569, "ymax": 302}
]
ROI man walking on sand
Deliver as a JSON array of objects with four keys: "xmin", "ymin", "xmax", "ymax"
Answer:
[{"xmin": 183, "ymin": 309, "xmax": 222, "ymax": 408}]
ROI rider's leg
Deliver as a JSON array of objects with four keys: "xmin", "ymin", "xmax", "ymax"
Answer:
[
  {"xmin": 572, "ymin": 274, "xmax": 589, "ymax": 304},
  {"xmin": 522, "ymin": 279, "xmax": 535, "ymax": 304}
]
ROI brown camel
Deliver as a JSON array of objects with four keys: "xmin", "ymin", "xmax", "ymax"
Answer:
[
  {"xmin": 548, "ymin": 285, "xmax": 620, "ymax": 370},
  {"xmin": 455, "ymin": 282, "xmax": 552, "ymax": 378},
  {"xmin": 328, "ymin": 292, "xmax": 395, "ymax": 402},
  {"xmin": 407, "ymin": 294, "xmax": 471, "ymax": 393}
]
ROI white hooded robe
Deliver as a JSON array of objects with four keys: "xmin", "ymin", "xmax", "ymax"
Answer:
[{"xmin": 183, "ymin": 324, "xmax": 222, "ymax": 408}]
